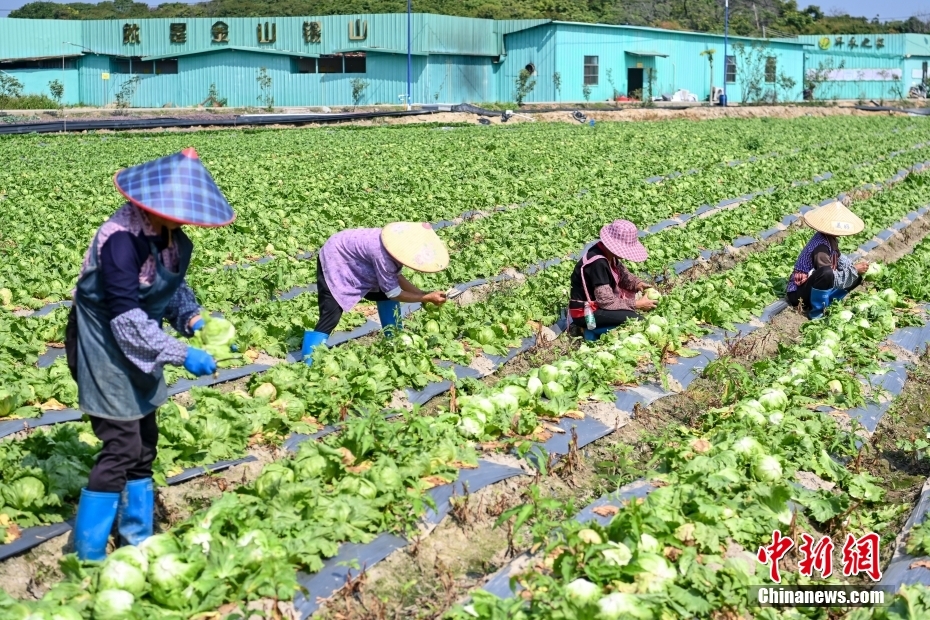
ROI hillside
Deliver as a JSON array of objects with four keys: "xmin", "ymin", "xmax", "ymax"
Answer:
[{"xmin": 7, "ymin": 0, "xmax": 930, "ymax": 37}]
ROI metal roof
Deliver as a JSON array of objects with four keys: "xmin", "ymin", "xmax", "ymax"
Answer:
[
  {"xmin": 626, "ymin": 51, "xmax": 669, "ymax": 58},
  {"xmin": 141, "ymin": 46, "xmax": 321, "ymax": 61},
  {"xmin": 0, "ymin": 54, "xmax": 83, "ymax": 63},
  {"xmin": 549, "ymin": 20, "xmax": 810, "ymax": 46},
  {"xmin": 332, "ymin": 47, "xmax": 427, "ymax": 56}
]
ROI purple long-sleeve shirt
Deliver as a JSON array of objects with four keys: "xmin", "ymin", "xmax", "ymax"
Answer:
[{"xmin": 319, "ymin": 228, "xmax": 403, "ymax": 312}]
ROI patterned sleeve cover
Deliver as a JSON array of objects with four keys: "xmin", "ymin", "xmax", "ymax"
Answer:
[
  {"xmin": 163, "ymin": 282, "xmax": 201, "ymax": 337},
  {"xmin": 111, "ymin": 309, "xmax": 188, "ymax": 374}
]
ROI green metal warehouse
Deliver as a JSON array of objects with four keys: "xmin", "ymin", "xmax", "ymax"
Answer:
[
  {"xmin": 0, "ymin": 13, "xmax": 918, "ymax": 108},
  {"xmin": 793, "ymin": 34, "xmax": 930, "ymax": 101}
]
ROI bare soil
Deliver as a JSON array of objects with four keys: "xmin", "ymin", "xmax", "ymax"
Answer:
[{"xmin": 0, "ymin": 103, "xmax": 896, "ymax": 136}]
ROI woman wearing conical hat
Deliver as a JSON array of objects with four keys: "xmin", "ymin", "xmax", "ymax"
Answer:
[
  {"xmin": 301, "ymin": 222, "xmax": 450, "ymax": 364},
  {"xmin": 64, "ymin": 148, "xmax": 235, "ymax": 560},
  {"xmin": 786, "ymin": 201, "xmax": 869, "ymax": 319},
  {"xmin": 567, "ymin": 219, "xmax": 656, "ymax": 340}
]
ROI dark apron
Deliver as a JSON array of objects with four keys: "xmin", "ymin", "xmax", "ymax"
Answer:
[{"xmin": 67, "ymin": 230, "xmax": 192, "ymax": 421}]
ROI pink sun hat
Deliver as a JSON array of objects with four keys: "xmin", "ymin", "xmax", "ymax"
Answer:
[{"xmin": 599, "ymin": 219, "xmax": 648, "ymax": 263}]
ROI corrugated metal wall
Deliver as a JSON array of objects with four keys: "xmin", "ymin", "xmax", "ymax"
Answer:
[
  {"xmin": 0, "ymin": 67, "xmax": 80, "ymax": 103},
  {"xmin": 1, "ymin": 14, "xmax": 827, "ymax": 107},
  {"xmin": 540, "ymin": 23, "xmax": 804, "ymax": 103},
  {"xmin": 906, "ymin": 34, "xmax": 930, "ymax": 58},
  {"xmin": 0, "ymin": 19, "xmax": 81, "ymax": 60},
  {"xmin": 496, "ymin": 25, "xmax": 556, "ymax": 103}
]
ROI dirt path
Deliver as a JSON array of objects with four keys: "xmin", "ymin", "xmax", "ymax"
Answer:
[{"xmin": 1, "ymin": 103, "xmax": 904, "ymax": 136}]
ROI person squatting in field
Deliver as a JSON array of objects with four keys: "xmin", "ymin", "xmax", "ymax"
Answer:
[
  {"xmin": 301, "ymin": 222, "xmax": 451, "ymax": 365},
  {"xmin": 64, "ymin": 148, "xmax": 235, "ymax": 561},
  {"xmin": 568, "ymin": 219, "xmax": 657, "ymax": 340},
  {"xmin": 786, "ymin": 201, "xmax": 869, "ymax": 319}
]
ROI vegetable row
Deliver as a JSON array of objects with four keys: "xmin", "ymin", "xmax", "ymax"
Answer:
[{"xmin": 4, "ymin": 167, "xmax": 930, "ymax": 617}]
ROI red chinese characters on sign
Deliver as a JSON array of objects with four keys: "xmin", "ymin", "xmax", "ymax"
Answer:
[
  {"xmin": 798, "ymin": 533, "xmax": 835, "ymax": 579},
  {"xmin": 757, "ymin": 531, "xmax": 883, "ymax": 582},
  {"xmin": 842, "ymin": 533, "xmax": 883, "ymax": 582},
  {"xmin": 757, "ymin": 530, "xmax": 795, "ymax": 583}
]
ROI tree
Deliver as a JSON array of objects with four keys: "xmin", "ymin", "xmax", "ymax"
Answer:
[
  {"xmin": 0, "ymin": 73, "xmax": 25, "ymax": 100},
  {"xmin": 48, "ymin": 79, "xmax": 65, "ymax": 112},
  {"xmin": 514, "ymin": 68, "xmax": 536, "ymax": 106},
  {"xmin": 256, "ymin": 67, "xmax": 273, "ymax": 111},
  {"xmin": 731, "ymin": 40, "xmax": 769, "ymax": 104},
  {"xmin": 699, "ymin": 48, "xmax": 715, "ymax": 102},
  {"xmin": 350, "ymin": 77, "xmax": 369, "ymax": 108}
]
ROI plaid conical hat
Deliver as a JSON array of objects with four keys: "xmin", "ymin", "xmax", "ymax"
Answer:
[
  {"xmin": 802, "ymin": 201, "xmax": 864, "ymax": 237},
  {"xmin": 381, "ymin": 222, "xmax": 449, "ymax": 273},
  {"xmin": 113, "ymin": 148, "xmax": 235, "ymax": 227}
]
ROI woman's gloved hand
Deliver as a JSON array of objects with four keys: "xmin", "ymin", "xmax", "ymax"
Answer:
[
  {"xmin": 184, "ymin": 347, "xmax": 217, "ymax": 376},
  {"xmin": 191, "ymin": 317, "xmax": 205, "ymax": 332}
]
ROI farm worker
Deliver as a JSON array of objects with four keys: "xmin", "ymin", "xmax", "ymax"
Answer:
[
  {"xmin": 787, "ymin": 200, "xmax": 868, "ymax": 319},
  {"xmin": 301, "ymin": 222, "xmax": 450, "ymax": 364},
  {"xmin": 64, "ymin": 148, "xmax": 235, "ymax": 560},
  {"xmin": 568, "ymin": 219, "xmax": 655, "ymax": 339}
]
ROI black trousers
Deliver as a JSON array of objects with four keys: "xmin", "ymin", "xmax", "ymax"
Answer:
[
  {"xmin": 570, "ymin": 308, "xmax": 642, "ymax": 331},
  {"xmin": 787, "ymin": 266, "xmax": 862, "ymax": 309},
  {"xmin": 315, "ymin": 256, "xmax": 388, "ymax": 335},
  {"xmin": 87, "ymin": 412, "xmax": 158, "ymax": 493},
  {"xmin": 590, "ymin": 309, "xmax": 642, "ymax": 327}
]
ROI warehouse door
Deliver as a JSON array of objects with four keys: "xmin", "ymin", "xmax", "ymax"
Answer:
[{"xmin": 627, "ymin": 68, "xmax": 644, "ymax": 97}]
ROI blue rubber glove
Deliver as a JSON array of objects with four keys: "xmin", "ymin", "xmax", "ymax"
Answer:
[
  {"xmin": 191, "ymin": 318, "xmax": 204, "ymax": 332},
  {"xmin": 184, "ymin": 347, "xmax": 216, "ymax": 376}
]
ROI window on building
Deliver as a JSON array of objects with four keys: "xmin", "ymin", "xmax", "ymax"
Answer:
[
  {"xmin": 765, "ymin": 56, "xmax": 776, "ymax": 83},
  {"xmin": 292, "ymin": 57, "xmax": 317, "ymax": 74},
  {"xmin": 725, "ymin": 55, "xmax": 737, "ymax": 84},
  {"xmin": 0, "ymin": 58, "xmax": 78, "ymax": 70},
  {"xmin": 111, "ymin": 57, "xmax": 147, "ymax": 74},
  {"xmin": 344, "ymin": 53, "xmax": 366, "ymax": 74},
  {"xmin": 583, "ymin": 55, "xmax": 598, "ymax": 85},
  {"xmin": 154, "ymin": 59, "xmax": 178, "ymax": 75},
  {"xmin": 318, "ymin": 55, "xmax": 344, "ymax": 74}
]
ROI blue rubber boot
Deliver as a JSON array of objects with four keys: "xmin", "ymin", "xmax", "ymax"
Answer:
[
  {"xmin": 301, "ymin": 330, "xmax": 328, "ymax": 366},
  {"xmin": 828, "ymin": 288, "xmax": 849, "ymax": 304},
  {"xmin": 583, "ymin": 326, "xmax": 614, "ymax": 341},
  {"xmin": 808, "ymin": 288, "xmax": 832, "ymax": 320},
  {"xmin": 73, "ymin": 488, "xmax": 119, "ymax": 561},
  {"xmin": 117, "ymin": 478, "xmax": 153, "ymax": 547},
  {"xmin": 377, "ymin": 300, "xmax": 403, "ymax": 337}
]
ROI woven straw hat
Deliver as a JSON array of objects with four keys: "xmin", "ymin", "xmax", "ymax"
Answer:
[
  {"xmin": 113, "ymin": 148, "xmax": 235, "ymax": 227},
  {"xmin": 600, "ymin": 219, "xmax": 648, "ymax": 263},
  {"xmin": 381, "ymin": 222, "xmax": 450, "ymax": 273},
  {"xmin": 802, "ymin": 201, "xmax": 864, "ymax": 237}
]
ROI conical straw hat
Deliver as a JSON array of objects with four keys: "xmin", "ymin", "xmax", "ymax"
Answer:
[
  {"xmin": 802, "ymin": 201, "xmax": 864, "ymax": 237},
  {"xmin": 113, "ymin": 148, "xmax": 235, "ymax": 227},
  {"xmin": 381, "ymin": 222, "xmax": 450, "ymax": 273}
]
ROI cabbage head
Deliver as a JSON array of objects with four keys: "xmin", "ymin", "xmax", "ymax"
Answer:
[
  {"xmin": 93, "ymin": 590, "xmax": 135, "ymax": 620},
  {"xmin": 565, "ymin": 578, "xmax": 601, "ymax": 604},
  {"xmin": 3, "ymin": 476, "xmax": 46, "ymax": 510},
  {"xmin": 97, "ymin": 560, "xmax": 146, "ymax": 597},
  {"xmin": 148, "ymin": 554, "xmax": 200, "ymax": 609},
  {"xmin": 138, "ymin": 533, "xmax": 179, "ymax": 561}
]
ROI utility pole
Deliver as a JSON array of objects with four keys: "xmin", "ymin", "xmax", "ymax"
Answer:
[
  {"xmin": 722, "ymin": 0, "xmax": 729, "ymax": 106},
  {"xmin": 406, "ymin": 0, "xmax": 412, "ymax": 110}
]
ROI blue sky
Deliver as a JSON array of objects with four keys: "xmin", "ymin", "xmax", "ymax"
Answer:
[
  {"xmin": 800, "ymin": 1, "xmax": 926, "ymax": 21},
  {"xmin": 1, "ymin": 0, "xmax": 926, "ymax": 20}
]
